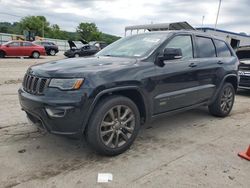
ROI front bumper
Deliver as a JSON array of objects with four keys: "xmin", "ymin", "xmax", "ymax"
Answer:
[{"xmin": 18, "ymin": 87, "xmax": 91, "ymax": 136}]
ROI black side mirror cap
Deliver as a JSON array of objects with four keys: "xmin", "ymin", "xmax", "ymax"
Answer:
[
  {"xmin": 163, "ymin": 48, "xmax": 182, "ymax": 60},
  {"xmin": 155, "ymin": 48, "xmax": 182, "ymax": 67}
]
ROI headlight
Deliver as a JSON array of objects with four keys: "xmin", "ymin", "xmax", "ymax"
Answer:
[{"xmin": 49, "ymin": 78, "xmax": 84, "ymax": 90}]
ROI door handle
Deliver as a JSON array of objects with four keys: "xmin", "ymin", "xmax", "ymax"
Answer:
[
  {"xmin": 217, "ymin": 61, "xmax": 224, "ymax": 65},
  {"xmin": 189, "ymin": 63, "xmax": 197, "ymax": 68}
]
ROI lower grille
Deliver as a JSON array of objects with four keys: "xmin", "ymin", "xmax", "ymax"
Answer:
[{"xmin": 23, "ymin": 74, "xmax": 49, "ymax": 95}]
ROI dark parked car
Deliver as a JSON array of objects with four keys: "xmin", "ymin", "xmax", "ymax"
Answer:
[
  {"xmin": 64, "ymin": 40, "xmax": 99, "ymax": 58},
  {"xmin": 236, "ymin": 46, "xmax": 250, "ymax": 89},
  {"xmin": 33, "ymin": 41, "xmax": 59, "ymax": 56},
  {"xmin": 0, "ymin": 41, "xmax": 46, "ymax": 58},
  {"xmin": 19, "ymin": 31, "xmax": 239, "ymax": 155}
]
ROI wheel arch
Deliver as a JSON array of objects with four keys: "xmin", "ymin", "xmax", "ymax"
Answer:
[
  {"xmin": 0, "ymin": 49, "xmax": 6, "ymax": 56},
  {"xmin": 81, "ymin": 86, "xmax": 149, "ymax": 133},
  {"xmin": 224, "ymin": 75, "xmax": 238, "ymax": 92},
  {"xmin": 31, "ymin": 50, "xmax": 40, "ymax": 56},
  {"xmin": 210, "ymin": 74, "xmax": 238, "ymax": 104}
]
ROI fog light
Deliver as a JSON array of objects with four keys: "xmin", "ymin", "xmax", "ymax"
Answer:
[{"xmin": 45, "ymin": 107, "xmax": 66, "ymax": 118}]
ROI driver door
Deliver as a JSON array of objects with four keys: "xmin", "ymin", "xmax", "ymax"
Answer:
[
  {"xmin": 153, "ymin": 34, "xmax": 200, "ymax": 114},
  {"xmin": 5, "ymin": 42, "xmax": 22, "ymax": 56}
]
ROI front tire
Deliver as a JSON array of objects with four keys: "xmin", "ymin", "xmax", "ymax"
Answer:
[
  {"xmin": 0, "ymin": 50, "xmax": 5, "ymax": 58},
  {"xmin": 209, "ymin": 83, "xmax": 235, "ymax": 117},
  {"xmin": 32, "ymin": 51, "xmax": 40, "ymax": 59},
  {"xmin": 86, "ymin": 96, "xmax": 140, "ymax": 156}
]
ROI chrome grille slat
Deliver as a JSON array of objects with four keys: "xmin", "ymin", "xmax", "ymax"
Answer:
[{"xmin": 22, "ymin": 74, "xmax": 48, "ymax": 95}]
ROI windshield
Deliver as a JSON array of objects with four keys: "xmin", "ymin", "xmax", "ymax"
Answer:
[
  {"xmin": 96, "ymin": 33, "xmax": 168, "ymax": 58},
  {"xmin": 236, "ymin": 49, "xmax": 250, "ymax": 60}
]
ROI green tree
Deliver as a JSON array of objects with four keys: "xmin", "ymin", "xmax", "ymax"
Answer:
[
  {"xmin": 76, "ymin": 22, "xmax": 101, "ymax": 41},
  {"xmin": 19, "ymin": 16, "xmax": 50, "ymax": 37}
]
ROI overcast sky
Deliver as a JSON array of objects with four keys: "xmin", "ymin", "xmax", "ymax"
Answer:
[{"xmin": 0, "ymin": 0, "xmax": 249, "ymax": 36}]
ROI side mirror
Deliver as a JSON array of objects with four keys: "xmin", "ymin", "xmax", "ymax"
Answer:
[{"xmin": 155, "ymin": 48, "xmax": 182, "ymax": 67}]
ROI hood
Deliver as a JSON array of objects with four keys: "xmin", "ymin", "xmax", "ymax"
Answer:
[
  {"xmin": 68, "ymin": 40, "xmax": 77, "ymax": 49},
  {"xmin": 239, "ymin": 59, "xmax": 250, "ymax": 71},
  {"xmin": 29, "ymin": 56, "xmax": 137, "ymax": 77},
  {"xmin": 240, "ymin": 59, "xmax": 250, "ymax": 65},
  {"xmin": 68, "ymin": 39, "xmax": 88, "ymax": 50}
]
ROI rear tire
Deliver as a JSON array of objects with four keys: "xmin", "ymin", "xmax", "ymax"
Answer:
[
  {"xmin": 32, "ymin": 51, "xmax": 40, "ymax": 59},
  {"xmin": 49, "ymin": 49, "xmax": 56, "ymax": 56},
  {"xmin": 86, "ymin": 96, "xmax": 140, "ymax": 156},
  {"xmin": 0, "ymin": 50, "xmax": 5, "ymax": 58},
  {"xmin": 209, "ymin": 83, "xmax": 235, "ymax": 117},
  {"xmin": 74, "ymin": 53, "xmax": 80, "ymax": 58}
]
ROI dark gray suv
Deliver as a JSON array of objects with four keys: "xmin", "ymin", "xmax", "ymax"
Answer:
[{"xmin": 19, "ymin": 31, "xmax": 239, "ymax": 155}]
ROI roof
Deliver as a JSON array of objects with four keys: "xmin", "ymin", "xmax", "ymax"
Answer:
[
  {"xmin": 125, "ymin": 30, "xmax": 227, "ymax": 41},
  {"xmin": 125, "ymin": 21, "xmax": 195, "ymax": 32},
  {"xmin": 196, "ymin": 27, "xmax": 250, "ymax": 38}
]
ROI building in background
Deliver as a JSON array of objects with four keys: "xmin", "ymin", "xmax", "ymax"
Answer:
[{"xmin": 196, "ymin": 27, "xmax": 250, "ymax": 49}]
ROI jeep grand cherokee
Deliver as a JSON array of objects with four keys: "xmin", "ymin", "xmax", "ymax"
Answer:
[{"xmin": 18, "ymin": 31, "xmax": 239, "ymax": 155}]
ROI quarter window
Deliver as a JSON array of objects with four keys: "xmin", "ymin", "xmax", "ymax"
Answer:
[
  {"xmin": 196, "ymin": 37, "xmax": 216, "ymax": 58},
  {"xmin": 165, "ymin": 35, "xmax": 193, "ymax": 59},
  {"xmin": 214, "ymin": 39, "xmax": 232, "ymax": 57}
]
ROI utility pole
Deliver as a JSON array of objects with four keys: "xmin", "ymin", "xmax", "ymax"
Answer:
[
  {"xmin": 201, "ymin": 16, "xmax": 205, "ymax": 27},
  {"xmin": 215, "ymin": 0, "xmax": 222, "ymax": 30}
]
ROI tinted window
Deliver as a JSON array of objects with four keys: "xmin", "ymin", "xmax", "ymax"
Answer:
[
  {"xmin": 23, "ymin": 42, "xmax": 32, "ymax": 46},
  {"xmin": 214, "ymin": 40, "xmax": 231, "ymax": 57},
  {"xmin": 196, "ymin": 37, "xmax": 216, "ymax": 58},
  {"xmin": 165, "ymin": 35, "xmax": 193, "ymax": 59},
  {"xmin": 34, "ymin": 41, "xmax": 41, "ymax": 45},
  {"xmin": 236, "ymin": 50, "xmax": 250, "ymax": 60},
  {"xmin": 8, "ymin": 42, "xmax": 20, "ymax": 47}
]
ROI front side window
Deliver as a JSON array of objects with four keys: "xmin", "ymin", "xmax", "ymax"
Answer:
[
  {"xmin": 8, "ymin": 42, "xmax": 20, "ymax": 47},
  {"xmin": 214, "ymin": 39, "xmax": 231, "ymax": 57},
  {"xmin": 165, "ymin": 35, "xmax": 193, "ymax": 59},
  {"xmin": 196, "ymin": 36, "xmax": 216, "ymax": 58}
]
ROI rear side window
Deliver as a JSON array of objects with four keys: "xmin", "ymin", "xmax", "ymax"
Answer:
[
  {"xmin": 165, "ymin": 35, "xmax": 193, "ymax": 59},
  {"xmin": 214, "ymin": 40, "xmax": 231, "ymax": 57},
  {"xmin": 23, "ymin": 42, "xmax": 32, "ymax": 46},
  {"xmin": 196, "ymin": 36, "xmax": 216, "ymax": 58}
]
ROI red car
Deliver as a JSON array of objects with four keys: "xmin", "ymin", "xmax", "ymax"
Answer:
[{"xmin": 0, "ymin": 41, "xmax": 46, "ymax": 58}]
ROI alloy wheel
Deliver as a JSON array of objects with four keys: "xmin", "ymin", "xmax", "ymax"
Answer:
[
  {"xmin": 100, "ymin": 105, "xmax": 135, "ymax": 149},
  {"xmin": 50, "ymin": 50, "xmax": 56, "ymax": 56},
  {"xmin": 220, "ymin": 86, "xmax": 233, "ymax": 113}
]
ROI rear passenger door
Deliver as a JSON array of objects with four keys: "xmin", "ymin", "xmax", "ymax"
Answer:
[
  {"xmin": 193, "ymin": 36, "xmax": 220, "ymax": 101},
  {"xmin": 21, "ymin": 42, "xmax": 34, "ymax": 56}
]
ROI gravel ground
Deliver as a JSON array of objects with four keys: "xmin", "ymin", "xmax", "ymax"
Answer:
[{"xmin": 0, "ymin": 54, "xmax": 249, "ymax": 188}]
